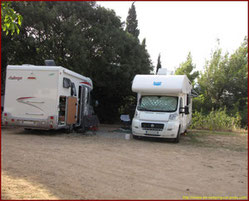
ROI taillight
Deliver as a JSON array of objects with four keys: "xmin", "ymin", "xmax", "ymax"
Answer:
[
  {"xmin": 50, "ymin": 125, "xmax": 53, "ymax": 129},
  {"xmin": 4, "ymin": 113, "xmax": 7, "ymax": 117},
  {"xmin": 50, "ymin": 116, "xmax": 54, "ymax": 120},
  {"xmin": 11, "ymin": 119, "xmax": 15, "ymax": 122}
]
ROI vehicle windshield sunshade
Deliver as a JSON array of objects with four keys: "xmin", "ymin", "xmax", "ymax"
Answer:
[{"xmin": 138, "ymin": 96, "xmax": 178, "ymax": 112}]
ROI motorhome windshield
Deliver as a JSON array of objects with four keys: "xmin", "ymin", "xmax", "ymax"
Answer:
[{"xmin": 138, "ymin": 96, "xmax": 178, "ymax": 112}]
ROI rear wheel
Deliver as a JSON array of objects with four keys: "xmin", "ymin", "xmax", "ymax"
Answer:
[
  {"xmin": 67, "ymin": 125, "xmax": 74, "ymax": 134},
  {"xmin": 24, "ymin": 128, "xmax": 32, "ymax": 131}
]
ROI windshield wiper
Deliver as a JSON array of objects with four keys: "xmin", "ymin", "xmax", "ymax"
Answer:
[{"xmin": 137, "ymin": 107, "xmax": 150, "ymax": 111}]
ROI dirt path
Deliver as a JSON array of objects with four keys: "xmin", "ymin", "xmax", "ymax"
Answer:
[{"xmin": 1, "ymin": 127, "xmax": 248, "ymax": 199}]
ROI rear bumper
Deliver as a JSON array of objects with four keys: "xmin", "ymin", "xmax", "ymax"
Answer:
[{"xmin": 2, "ymin": 112, "xmax": 59, "ymax": 130}]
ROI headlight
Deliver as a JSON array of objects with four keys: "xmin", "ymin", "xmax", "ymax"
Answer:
[{"xmin": 169, "ymin": 113, "xmax": 178, "ymax": 121}]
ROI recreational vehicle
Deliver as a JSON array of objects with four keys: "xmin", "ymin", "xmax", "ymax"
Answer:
[
  {"xmin": 2, "ymin": 64, "xmax": 96, "ymax": 132},
  {"xmin": 131, "ymin": 74, "xmax": 192, "ymax": 142}
]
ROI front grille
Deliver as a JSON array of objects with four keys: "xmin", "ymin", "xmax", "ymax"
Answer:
[{"xmin": 141, "ymin": 123, "xmax": 164, "ymax": 131}]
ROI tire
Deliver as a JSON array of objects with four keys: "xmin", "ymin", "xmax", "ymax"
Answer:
[
  {"xmin": 75, "ymin": 125, "xmax": 86, "ymax": 133},
  {"xmin": 67, "ymin": 125, "xmax": 74, "ymax": 134},
  {"xmin": 174, "ymin": 126, "xmax": 181, "ymax": 143},
  {"xmin": 132, "ymin": 134, "xmax": 139, "ymax": 140}
]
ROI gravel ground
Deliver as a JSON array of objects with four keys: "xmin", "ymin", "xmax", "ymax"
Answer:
[{"xmin": 1, "ymin": 125, "xmax": 248, "ymax": 200}]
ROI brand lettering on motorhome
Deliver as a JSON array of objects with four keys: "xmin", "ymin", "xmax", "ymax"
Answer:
[
  {"xmin": 153, "ymin": 81, "xmax": 162, "ymax": 86},
  {"xmin": 8, "ymin": 76, "xmax": 22, "ymax": 81}
]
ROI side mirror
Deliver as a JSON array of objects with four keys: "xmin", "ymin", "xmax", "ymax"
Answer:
[
  {"xmin": 179, "ymin": 107, "xmax": 185, "ymax": 114},
  {"xmin": 184, "ymin": 106, "xmax": 189, "ymax": 115},
  {"xmin": 180, "ymin": 106, "xmax": 190, "ymax": 115}
]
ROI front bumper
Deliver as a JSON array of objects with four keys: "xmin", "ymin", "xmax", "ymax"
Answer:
[{"xmin": 132, "ymin": 119, "xmax": 179, "ymax": 138}]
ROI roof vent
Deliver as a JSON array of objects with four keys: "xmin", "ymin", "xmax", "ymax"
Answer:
[
  {"xmin": 157, "ymin": 68, "xmax": 167, "ymax": 75},
  {"xmin": 157, "ymin": 68, "xmax": 174, "ymax": 75},
  {"xmin": 44, "ymin": 60, "xmax": 56, "ymax": 66}
]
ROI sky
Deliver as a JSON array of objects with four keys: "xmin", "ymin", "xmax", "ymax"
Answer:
[{"xmin": 97, "ymin": 1, "xmax": 248, "ymax": 73}]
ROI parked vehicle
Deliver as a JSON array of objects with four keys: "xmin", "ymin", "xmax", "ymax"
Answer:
[
  {"xmin": 2, "ymin": 64, "xmax": 97, "ymax": 132},
  {"xmin": 131, "ymin": 73, "xmax": 192, "ymax": 142}
]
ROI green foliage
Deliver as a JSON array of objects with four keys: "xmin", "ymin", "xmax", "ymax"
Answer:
[
  {"xmin": 1, "ymin": 1, "xmax": 153, "ymax": 123},
  {"xmin": 125, "ymin": 2, "xmax": 139, "ymax": 38},
  {"xmin": 156, "ymin": 54, "xmax": 162, "ymax": 74},
  {"xmin": 197, "ymin": 48, "xmax": 228, "ymax": 110},
  {"xmin": 118, "ymin": 95, "xmax": 136, "ymax": 119},
  {"xmin": 141, "ymin": 38, "xmax": 146, "ymax": 49},
  {"xmin": 175, "ymin": 52, "xmax": 199, "ymax": 84},
  {"xmin": 190, "ymin": 109, "xmax": 241, "ymax": 131},
  {"xmin": 1, "ymin": 2, "xmax": 22, "ymax": 35},
  {"xmin": 196, "ymin": 38, "xmax": 248, "ymax": 127}
]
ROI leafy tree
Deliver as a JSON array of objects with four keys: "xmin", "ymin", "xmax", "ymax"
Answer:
[
  {"xmin": 197, "ymin": 47, "xmax": 229, "ymax": 111},
  {"xmin": 125, "ymin": 2, "xmax": 139, "ymax": 38},
  {"xmin": 156, "ymin": 53, "xmax": 162, "ymax": 74},
  {"xmin": 196, "ymin": 38, "xmax": 248, "ymax": 127},
  {"xmin": 224, "ymin": 37, "xmax": 248, "ymax": 126},
  {"xmin": 1, "ymin": 2, "xmax": 22, "ymax": 35},
  {"xmin": 1, "ymin": 1, "xmax": 153, "ymax": 122},
  {"xmin": 175, "ymin": 52, "xmax": 199, "ymax": 84}
]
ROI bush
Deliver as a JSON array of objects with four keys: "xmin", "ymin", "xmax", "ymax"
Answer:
[{"xmin": 190, "ymin": 108, "xmax": 241, "ymax": 131}]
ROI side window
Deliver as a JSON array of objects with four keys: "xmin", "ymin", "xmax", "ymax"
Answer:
[
  {"xmin": 85, "ymin": 88, "xmax": 89, "ymax": 104},
  {"xmin": 180, "ymin": 97, "xmax": 183, "ymax": 108},
  {"xmin": 71, "ymin": 82, "xmax": 77, "ymax": 96},
  {"xmin": 63, "ymin": 78, "xmax": 71, "ymax": 88},
  {"xmin": 187, "ymin": 94, "xmax": 189, "ymax": 105},
  {"xmin": 87, "ymin": 91, "xmax": 90, "ymax": 104},
  {"xmin": 78, "ymin": 86, "xmax": 82, "ymax": 99}
]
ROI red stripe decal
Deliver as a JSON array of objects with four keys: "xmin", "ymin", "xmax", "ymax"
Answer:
[
  {"xmin": 28, "ymin": 77, "xmax": 36, "ymax": 79},
  {"xmin": 17, "ymin": 97, "xmax": 34, "ymax": 100},
  {"xmin": 80, "ymin": 81, "xmax": 91, "ymax": 86}
]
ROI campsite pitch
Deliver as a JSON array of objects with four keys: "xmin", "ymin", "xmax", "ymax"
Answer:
[{"xmin": 1, "ymin": 125, "xmax": 248, "ymax": 199}]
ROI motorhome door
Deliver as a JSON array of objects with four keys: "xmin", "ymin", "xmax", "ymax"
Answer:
[{"xmin": 66, "ymin": 96, "xmax": 77, "ymax": 125}]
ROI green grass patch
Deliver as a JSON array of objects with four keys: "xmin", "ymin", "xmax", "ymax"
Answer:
[
  {"xmin": 182, "ymin": 129, "xmax": 248, "ymax": 152},
  {"xmin": 189, "ymin": 129, "xmax": 247, "ymax": 136}
]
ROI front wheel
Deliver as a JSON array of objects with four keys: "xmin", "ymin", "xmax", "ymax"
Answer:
[
  {"xmin": 132, "ymin": 134, "xmax": 139, "ymax": 140},
  {"xmin": 174, "ymin": 126, "xmax": 181, "ymax": 143}
]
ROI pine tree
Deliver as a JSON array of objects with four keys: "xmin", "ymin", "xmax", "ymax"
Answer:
[
  {"xmin": 156, "ymin": 54, "xmax": 162, "ymax": 74},
  {"xmin": 125, "ymin": 2, "xmax": 139, "ymax": 38},
  {"xmin": 141, "ymin": 38, "xmax": 146, "ymax": 48}
]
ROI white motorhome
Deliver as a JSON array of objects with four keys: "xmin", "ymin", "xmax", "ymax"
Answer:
[
  {"xmin": 131, "ymin": 74, "xmax": 192, "ymax": 142},
  {"xmin": 2, "ymin": 64, "xmax": 96, "ymax": 131}
]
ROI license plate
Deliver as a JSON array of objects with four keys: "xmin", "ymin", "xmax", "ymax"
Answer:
[
  {"xmin": 145, "ymin": 130, "xmax": 159, "ymax": 135},
  {"xmin": 23, "ymin": 121, "xmax": 34, "ymax": 125}
]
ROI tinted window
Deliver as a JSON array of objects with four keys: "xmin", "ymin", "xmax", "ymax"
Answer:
[
  {"xmin": 187, "ymin": 94, "xmax": 191, "ymax": 105},
  {"xmin": 63, "ymin": 78, "xmax": 71, "ymax": 88},
  {"xmin": 71, "ymin": 82, "xmax": 77, "ymax": 96}
]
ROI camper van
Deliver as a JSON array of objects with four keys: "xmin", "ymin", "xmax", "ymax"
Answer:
[
  {"xmin": 2, "ymin": 64, "xmax": 96, "ymax": 132},
  {"xmin": 131, "ymin": 74, "xmax": 192, "ymax": 142}
]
